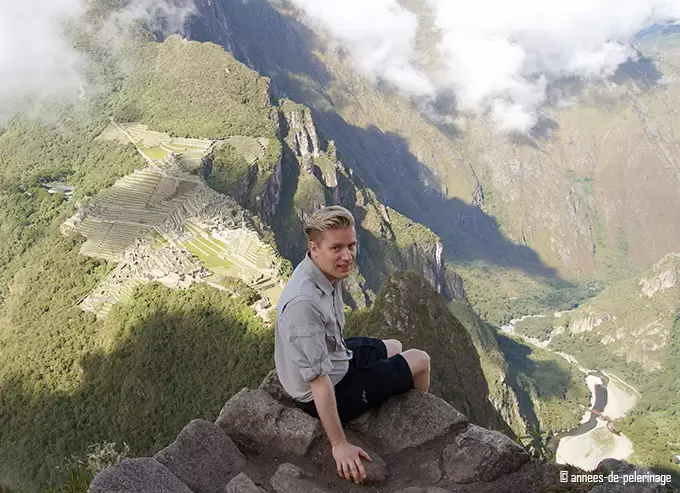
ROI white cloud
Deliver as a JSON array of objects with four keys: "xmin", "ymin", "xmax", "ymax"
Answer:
[
  {"xmin": 289, "ymin": 0, "xmax": 434, "ymax": 96},
  {"xmin": 107, "ymin": 0, "xmax": 197, "ymax": 40},
  {"xmin": 289, "ymin": 0, "xmax": 680, "ymax": 132},
  {"xmin": 0, "ymin": 0, "xmax": 86, "ymax": 116},
  {"xmin": 0, "ymin": 0, "xmax": 196, "ymax": 123}
]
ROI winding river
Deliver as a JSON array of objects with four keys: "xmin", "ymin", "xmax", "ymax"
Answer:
[
  {"xmin": 549, "ymin": 372, "xmax": 608, "ymax": 450},
  {"xmin": 500, "ymin": 315, "xmax": 638, "ymax": 471}
]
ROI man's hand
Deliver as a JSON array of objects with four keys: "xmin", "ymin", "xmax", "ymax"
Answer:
[
  {"xmin": 309, "ymin": 375, "xmax": 372, "ymax": 483},
  {"xmin": 332, "ymin": 440, "xmax": 372, "ymax": 484}
]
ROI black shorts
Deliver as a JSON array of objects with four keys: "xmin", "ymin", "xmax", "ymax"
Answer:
[{"xmin": 296, "ymin": 337, "xmax": 414, "ymax": 423}]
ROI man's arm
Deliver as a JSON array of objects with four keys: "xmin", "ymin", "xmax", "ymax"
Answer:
[
  {"xmin": 309, "ymin": 375, "xmax": 345, "ymax": 445},
  {"xmin": 310, "ymin": 375, "xmax": 371, "ymax": 484}
]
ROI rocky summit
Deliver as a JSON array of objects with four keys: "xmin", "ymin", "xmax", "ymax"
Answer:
[{"xmin": 88, "ymin": 372, "xmax": 671, "ymax": 493}]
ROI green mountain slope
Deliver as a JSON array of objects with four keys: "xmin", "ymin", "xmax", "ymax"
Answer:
[
  {"xmin": 3, "ymin": 2, "xmax": 679, "ymax": 489},
  {"xmin": 0, "ymin": 19, "xmax": 516, "ymax": 492},
  {"xmin": 185, "ymin": 4, "xmax": 680, "ymax": 479}
]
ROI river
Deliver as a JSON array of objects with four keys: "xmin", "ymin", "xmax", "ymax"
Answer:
[{"xmin": 500, "ymin": 315, "xmax": 639, "ymax": 471}]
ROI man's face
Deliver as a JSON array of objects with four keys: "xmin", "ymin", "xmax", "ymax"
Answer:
[{"xmin": 309, "ymin": 227, "xmax": 357, "ymax": 281}]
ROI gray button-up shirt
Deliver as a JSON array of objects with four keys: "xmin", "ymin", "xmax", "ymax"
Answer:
[{"xmin": 275, "ymin": 251, "xmax": 353, "ymax": 403}]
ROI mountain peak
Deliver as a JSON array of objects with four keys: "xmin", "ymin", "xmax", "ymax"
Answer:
[{"xmin": 88, "ymin": 370, "xmax": 671, "ymax": 492}]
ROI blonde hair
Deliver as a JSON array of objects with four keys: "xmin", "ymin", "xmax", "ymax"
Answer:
[{"xmin": 305, "ymin": 206, "xmax": 355, "ymax": 243}]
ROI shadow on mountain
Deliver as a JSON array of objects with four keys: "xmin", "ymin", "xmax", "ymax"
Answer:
[
  {"xmin": 187, "ymin": 0, "xmax": 334, "ymax": 95},
  {"xmin": 270, "ymin": 139, "xmax": 304, "ymax": 260},
  {"xmin": 315, "ymin": 111, "xmax": 561, "ymax": 281},
  {"xmin": 187, "ymin": 0, "xmax": 564, "ymax": 284},
  {"xmin": 612, "ymin": 56, "xmax": 663, "ymax": 89},
  {"xmin": 414, "ymin": 88, "xmax": 461, "ymax": 138},
  {"xmin": 0, "ymin": 278, "xmax": 516, "ymax": 491},
  {"xmin": 530, "ymin": 117, "xmax": 560, "ymax": 140},
  {"xmin": 494, "ymin": 333, "xmax": 559, "ymax": 430},
  {"xmin": 0, "ymin": 292, "xmax": 275, "ymax": 491}
]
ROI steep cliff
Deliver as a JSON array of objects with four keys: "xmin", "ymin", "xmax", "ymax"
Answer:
[
  {"xmin": 208, "ymin": 93, "xmax": 467, "ymax": 308},
  {"xmin": 188, "ymin": 1, "xmax": 680, "ymax": 284},
  {"xmin": 447, "ymin": 301, "xmax": 530, "ymax": 436},
  {"xmin": 88, "ymin": 376, "xmax": 673, "ymax": 493},
  {"xmin": 345, "ymin": 271, "xmax": 506, "ymax": 431}
]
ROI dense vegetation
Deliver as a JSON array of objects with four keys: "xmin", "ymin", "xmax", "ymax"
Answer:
[
  {"xmin": 496, "ymin": 333, "xmax": 589, "ymax": 434},
  {"xmin": 345, "ymin": 272, "xmax": 507, "ymax": 431},
  {"xmin": 386, "ymin": 207, "xmax": 440, "ymax": 249},
  {"xmin": 206, "ymin": 142, "xmax": 252, "ymax": 196},
  {"xmin": 549, "ymin": 331, "xmax": 651, "ymax": 387},
  {"xmin": 514, "ymin": 316, "xmax": 569, "ymax": 342},
  {"xmin": 108, "ymin": 36, "xmax": 277, "ymax": 140},
  {"xmin": 0, "ymin": 272, "xmax": 273, "ymax": 490},
  {"xmin": 459, "ymin": 262, "xmax": 603, "ymax": 326},
  {"xmin": 0, "ymin": 118, "xmax": 274, "ymax": 477},
  {"xmin": 619, "ymin": 317, "xmax": 680, "ymax": 487},
  {"xmin": 0, "ymin": 20, "xmax": 282, "ymax": 491},
  {"xmin": 0, "ymin": 114, "xmax": 144, "ymax": 293},
  {"xmin": 0, "ymin": 110, "xmax": 279, "ymax": 492}
]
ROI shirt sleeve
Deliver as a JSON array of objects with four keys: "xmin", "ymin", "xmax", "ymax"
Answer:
[{"xmin": 279, "ymin": 299, "xmax": 333, "ymax": 382}]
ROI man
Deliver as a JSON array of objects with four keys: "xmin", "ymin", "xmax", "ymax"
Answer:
[{"xmin": 275, "ymin": 205, "xmax": 431, "ymax": 484}]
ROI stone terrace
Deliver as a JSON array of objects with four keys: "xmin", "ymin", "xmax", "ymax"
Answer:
[
  {"xmin": 63, "ymin": 169, "xmax": 202, "ymax": 262},
  {"xmin": 224, "ymin": 136, "xmax": 269, "ymax": 164}
]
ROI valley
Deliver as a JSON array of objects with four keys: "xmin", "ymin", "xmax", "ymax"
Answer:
[
  {"xmin": 0, "ymin": 1, "xmax": 679, "ymax": 490},
  {"xmin": 501, "ymin": 314, "xmax": 640, "ymax": 471}
]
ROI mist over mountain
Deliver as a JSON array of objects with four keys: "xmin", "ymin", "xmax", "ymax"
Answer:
[
  {"xmin": 0, "ymin": 0, "xmax": 196, "ymax": 124},
  {"xmin": 284, "ymin": 0, "xmax": 680, "ymax": 131},
  {"xmin": 1, "ymin": 0, "xmax": 680, "ymax": 491}
]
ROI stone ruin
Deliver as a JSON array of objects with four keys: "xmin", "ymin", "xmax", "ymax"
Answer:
[
  {"xmin": 71, "ymin": 167, "xmax": 282, "ymax": 319},
  {"xmin": 88, "ymin": 372, "xmax": 673, "ymax": 493}
]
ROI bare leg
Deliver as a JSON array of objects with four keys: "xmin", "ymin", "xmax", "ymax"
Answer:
[
  {"xmin": 383, "ymin": 339, "xmax": 403, "ymax": 358},
  {"xmin": 400, "ymin": 349, "xmax": 431, "ymax": 392}
]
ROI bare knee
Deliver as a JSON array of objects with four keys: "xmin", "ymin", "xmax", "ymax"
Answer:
[
  {"xmin": 401, "ymin": 349, "xmax": 430, "ymax": 375},
  {"xmin": 384, "ymin": 339, "xmax": 403, "ymax": 357}
]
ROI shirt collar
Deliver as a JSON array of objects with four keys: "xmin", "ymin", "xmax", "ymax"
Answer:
[{"xmin": 302, "ymin": 251, "xmax": 336, "ymax": 296}]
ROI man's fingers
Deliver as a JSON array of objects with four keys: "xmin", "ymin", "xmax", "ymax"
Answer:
[
  {"xmin": 341, "ymin": 462, "xmax": 350, "ymax": 481},
  {"xmin": 355, "ymin": 457, "xmax": 367, "ymax": 480},
  {"xmin": 359, "ymin": 447, "xmax": 372, "ymax": 462},
  {"xmin": 349, "ymin": 461, "xmax": 360, "ymax": 483},
  {"xmin": 345, "ymin": 462, "xmax": 355, "ymax": 481},
  {"xmin": 336, "ymin": 461, "xmax": 343, "ymax": 478}
]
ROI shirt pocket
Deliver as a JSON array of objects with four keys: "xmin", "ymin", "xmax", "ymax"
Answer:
[
  {"xmin": 323, "ymin": 316, "xmax": 345, "ymax": 352},
  {"xmin": 325, "ymin": 332, "xmax": 343, "ymax": 352}
]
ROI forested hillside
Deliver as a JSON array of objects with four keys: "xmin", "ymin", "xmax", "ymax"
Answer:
[
  {"xmin": 0, "ymin": 11, "xmax": 490, "ymax": 490},
  {"xmin": 0, "ymin": 12, "xmax": 287, "ymax": 489},
  {"xmin": 2, "ymin": 1, "xmax": 679, "ymax": 490}
]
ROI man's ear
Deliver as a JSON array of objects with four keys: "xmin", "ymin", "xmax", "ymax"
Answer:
[{"xmin": 308, "ymin": 232, "xmax": 324, "ymax": 254}]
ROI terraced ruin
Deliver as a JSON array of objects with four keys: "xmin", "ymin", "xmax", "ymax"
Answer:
[
  {"xmin": 65, "ymin": 177, "xmax": 282, "ymax": 319},
  {"xmin": 69, "ymin": 123, "xmax": 283, "ymax": 319},
  {"xmin": 78, "ymin": 239, "xmax": 208, "ymax": 318},
  {"xmin": 99, "ymin": 122, "xmax": 214, "ymax": 171},
  {"xmin": 224, "ymin": 136, "xmax": 269, "ymax": 164},
  {"xmin": 62, "ymin": 169, "xmax": 203, "ymax": 262},
  {"xmin": 178, "ymin": 221, "xmax": 279, "ymax": 294},
  {"xmin": 99, "ymin": 123, "xmax": 270, "ymax": 172}
]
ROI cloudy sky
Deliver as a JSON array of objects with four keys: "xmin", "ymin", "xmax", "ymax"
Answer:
[
  {"xmin": 0, "ymin": 0, "xmax": 86, "ymax": 115},
  {"xmin": 0, "ymin": 0, "xmax": 196, "ymax": 123},
  {"xmin": 289, "ymin": 0, "xmax": 680, "ymax": 132},
  {"xmin": 2, "ymin": 0, "xmax": 679, "ymax": 131}
]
